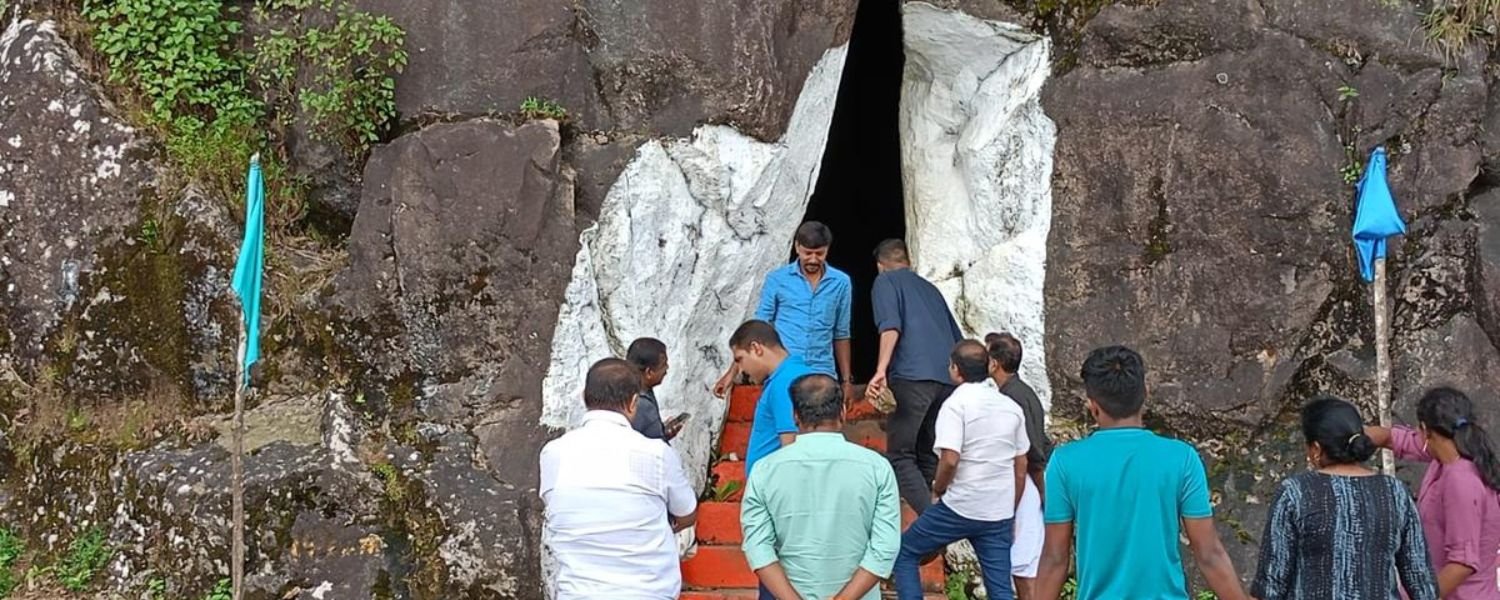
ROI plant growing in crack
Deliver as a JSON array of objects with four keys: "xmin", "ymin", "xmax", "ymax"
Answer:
[
  {"xmin": 520, "ymin": 96, "xmax": 568, "ymax": 121},
  {"xmin": 1337, "ymin": 84, "xmax": 1359, "ymax": 101}
]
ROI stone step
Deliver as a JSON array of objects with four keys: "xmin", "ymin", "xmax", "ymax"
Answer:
[
  {"xmin": 720, "ymin": 419, "xmax": 888, "ymax": 457},
  {"xmin": 696, "ymin": 501, "xmax": 743, "ymax": 544},
  {"xmin": 682, "ymin": 545, "xmax": 761, "ymax": 589},
  {"xmin": 728, "ymin": 386, "xmax": 885, "ymax": 424}
]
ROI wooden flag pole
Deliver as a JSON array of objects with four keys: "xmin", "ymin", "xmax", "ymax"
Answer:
[
  {"xmin": 231, "ymin": 319, "xmax": 247, "ymax": 600},
  {"xmin": 1374, "ymin": 257, "xmax": 1394, "ymax": 476}
]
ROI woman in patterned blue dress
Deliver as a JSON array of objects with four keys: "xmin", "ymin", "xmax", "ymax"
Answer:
[{"xmin": 1251, "ymin": 396, "xmax": 1438, "ymax": 600}]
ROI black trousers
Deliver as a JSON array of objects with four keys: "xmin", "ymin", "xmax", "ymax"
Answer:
[{"xmin": 885, "ymin": 378, "xmax": 955, "ymax": 515}]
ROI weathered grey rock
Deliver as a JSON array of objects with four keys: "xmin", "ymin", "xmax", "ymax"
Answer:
[
  {"xmin": 1474, "ymin": 191, "xmax": 1500, "ymax": 350},
  {"xmin": 355, "ymin": 0, "xmax": 606, "ymax": 125},
  {"xmin": 362, "ymin": 0, "xmax": 859, "ymax": 141},
  {"xmin": 0, "ymin": 19, "xmax": 154, "ymax": 367},
  {"xmin": 1044, "ymin": 31, "xmax": 1345, "ymax": 427},
  {"xmin": 332, "ymin": 120, "xmax": 576, "ymax": 439}
]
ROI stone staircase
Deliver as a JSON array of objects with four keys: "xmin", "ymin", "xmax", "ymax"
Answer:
[{"xmin": 679, "ymin": 385, "xmax": 946, "ymax": 599}]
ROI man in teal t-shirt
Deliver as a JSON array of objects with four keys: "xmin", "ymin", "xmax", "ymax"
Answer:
[{"xmin": 1036, "ymin": 346, "xmax": 1249, "ymax": 600}]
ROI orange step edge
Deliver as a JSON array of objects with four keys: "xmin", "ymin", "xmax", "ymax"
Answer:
[
  {"xmin": 682, "ymin": 545, "xmax": 760, "ymax": 589},
  {"xmin": 696, "ymin": 501, "xmax": 742, "ymax": 545}
]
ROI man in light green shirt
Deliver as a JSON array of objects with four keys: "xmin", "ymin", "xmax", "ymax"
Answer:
[{"xmin": 741, "ymin": 374, "xmax": 902, "ymax": 600}]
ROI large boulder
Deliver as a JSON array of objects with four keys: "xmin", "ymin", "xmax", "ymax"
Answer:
[
  {"xmin": 359, "ymin": 0, "xmax": 859, "ymax": 141},
  {"xmin": 1039, "ymin": 0, "xmax": 1496, "ymax": 575},
  {"xmin": 0, "ymin": 19, "xmax": 154, "ymax": 370}
]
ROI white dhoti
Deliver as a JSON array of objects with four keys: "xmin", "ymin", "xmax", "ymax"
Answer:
[{"xmin": 1011, "ymin": 477, "xmax": 1043, "ymax": 578}]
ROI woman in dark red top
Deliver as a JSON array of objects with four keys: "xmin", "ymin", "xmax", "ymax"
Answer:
[{"xmin": 1368, "ymin": 387, "xmax": 1500, "ymax": 599}]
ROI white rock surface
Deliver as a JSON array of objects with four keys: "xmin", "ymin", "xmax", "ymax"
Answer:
[
  {"xmin": 540, "ymin": 46, "xmax": 849, "ymax": 490},
  {"xmin": 901, "ymin": 1, "xmax": 1056, "ymax": 410}
]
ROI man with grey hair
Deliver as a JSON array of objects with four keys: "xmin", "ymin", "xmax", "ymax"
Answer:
[{"xmin": 741, "ymin": 374, "xmax": 902, "ymax": 600}]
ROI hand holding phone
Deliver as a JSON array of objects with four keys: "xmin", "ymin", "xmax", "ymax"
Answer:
[{"xmin": 664, "ymin": 413, "xmax": 690, "ymax": 440}]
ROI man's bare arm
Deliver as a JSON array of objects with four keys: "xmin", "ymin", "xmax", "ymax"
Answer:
[
  {"xmin": 779, "ymin": 432, "xmax": 797, "ymax": 448},
  {"xmin": 932, "ymin": 449, "xmax": 960, "ymax": 500},
  {"xmin": 756, "ymin": 563, "xmax": 803, "ymax": 600},
  {"xmin": 1013, "ymin": 453, "xmax": 1029, "ymax": 509},
  {"xmin": 1182, "ymin": 517, "xmax": 1249, "ymax": 600},
  {"xmin": 833, "ymin": 568, "xmax": 883, "ymax": 600},
  {"xmin": 1035, "ymin": 522, "xmax": 1073, "ymax": 600}
]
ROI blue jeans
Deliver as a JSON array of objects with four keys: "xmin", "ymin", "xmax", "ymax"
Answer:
[{"xmin": 894, "ymin": 501, "xmax": 1014, "ymax": 600}]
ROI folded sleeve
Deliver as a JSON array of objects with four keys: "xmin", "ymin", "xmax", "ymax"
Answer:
[
  {"xmin": 740, "ymin": 469, "xmax": 779, "ymax": 571},
  {"xmin": 662, "ymin": 446, "xmax": 698, "ymax": 518},
  {"xmin": 1439, "ymin": 472, "xmax": 1488, "ymax": 572},
  {"xmin": 871, "ymin": 276, "xmax": 902, "ymax": 333},
  {"xmin": 860, "ymin": 461, "xmax": 902, "ymax": 578},
  {"xmin": 770, "ymin": 387, "xmax": 798, "ymax": 435},
  {"xmin": 932, "ymin": 402, "xmax": 963, "ymax": 454},
  {"xmin": 1389, "ymin": 426, "xmax": 1434, "ymax": 463}
]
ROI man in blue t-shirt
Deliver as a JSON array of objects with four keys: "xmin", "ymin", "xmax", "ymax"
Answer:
[
  {"xmin": 1036, "ymin": 346, "xmax": 1248, "ymax": 600},
  {"xmin": 727, "ymin": 320, "xmax": 814, "ymax": 476}
]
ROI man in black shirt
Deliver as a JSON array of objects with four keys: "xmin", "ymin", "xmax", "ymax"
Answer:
[
  {"xmin": 626, "ymin": 337, "xmax": 682, "ymax": 441},
  {"xmin": 986, "ymin": 332, "xmax": 1049, "ymax": 599}
]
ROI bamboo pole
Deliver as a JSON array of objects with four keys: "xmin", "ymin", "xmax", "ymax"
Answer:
[
  {"xmin": 1374, "ymin": 257, "xmax": 1394, "ymax": 476},
  {"xmin": 231, "ymin": 319, "xmax": 246, "ymax": 600}
]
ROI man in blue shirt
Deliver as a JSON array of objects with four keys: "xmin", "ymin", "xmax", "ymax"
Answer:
[
  {"xmin": 1036, "ymin": 346, "xmax": 1248, "ymax": 600},
  {"xmin": 716, "ymin": 222, "xmax": 854, "ymax": 404},
  {"xmin": 728, "ymin": 320, "xmax": 814, "ymax": 476},
  {"xmin": 865, "ymin": 239, "xmax": 963, "ymax": 515}
]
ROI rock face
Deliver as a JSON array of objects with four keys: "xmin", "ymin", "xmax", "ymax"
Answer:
[
  {"xmin": 540, "ymin": 46, "xmax": 849, "ymax": 491},
  {"xmin": 0, "ymin": 19, "xmax": 154, "ymax": 369},
  {"xmin": 900, "ymin": 2, "xmax": 1056, "ymax": 408},
  {"xmin": 1039, "ymin": 0, "xmax": 1499, "ymax": 574},
  {"xmin": 359, "ymin": 0, "xmax": 859, "ymax": 141}
]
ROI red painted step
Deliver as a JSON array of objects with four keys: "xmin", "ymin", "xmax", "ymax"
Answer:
[
  {"xmin": 681, "ymin": 591, "xmax": 760, "ymax": 600},
  {"xmin": 696, "ymin": 501, "xmax": 742, "ymax": 544},
  {"xmin": 728, "ymin": 386, "xmax": 760, "ymax": 423},
  {"xmin": 682, "ymin": 545, "xmax": 761, "ymax": 588},
  {"xmin": 721, "ymin": 422, "xmax": 752, "ymax": 458},
  {"xmin": 844, "ymin": 419, "xmax": 887, "ymax": 454}
]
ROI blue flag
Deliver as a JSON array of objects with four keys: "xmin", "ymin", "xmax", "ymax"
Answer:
[
  {"xmin": 231, "ymin": 155, "xmax": 265, "ymax": 386},
  {"xmin": 1352, "ymin": 147, "xmax": 1406, "ymax": 282}
]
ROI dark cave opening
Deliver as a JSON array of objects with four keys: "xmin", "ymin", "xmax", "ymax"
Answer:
[{"xmin": 800, "ymin": 0, "xmax": 907, "ymax": 384}]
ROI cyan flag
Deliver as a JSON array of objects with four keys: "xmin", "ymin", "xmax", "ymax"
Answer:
[
  {"xmin": 1352, "ymin": 146, "xmax": 1405, "ymax": 282},
  {"xmin": 231, "ymin": 155, "xmax": 265, "ymax": 386}
]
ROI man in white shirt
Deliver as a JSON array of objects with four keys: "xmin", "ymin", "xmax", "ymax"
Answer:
[
  {"xmin": 540, "ymin": 358, "xmax": 699, "ymax": 600},
  {"xmin": 892, "ymin": 340, "xmax": 1029, "ymax": 600}
]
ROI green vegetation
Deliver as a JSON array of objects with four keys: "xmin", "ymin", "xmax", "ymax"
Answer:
[
  {"xmin": 81, "ymin": 0, "xmax": 407, "ymax": 229},
  {"xmin": 57, "ymin": 527, "xmax": 110, "ymax": 592},
  {"xmin": 519, "ymin": 96, "xmax": 568, "ymax": 121},
  {"xmin": 0, "ymin": 527, "xmax": 23, "ymax": 598},
  {"xmin": 370, "ymin": 462, "xmax": 408, "ymax": 504},
  {"xmin": 1060, "ymin": 577, "xmax": 1079, "ymax": 600},
  {"xmin": 146, "ymin": 576, "xmax": 167, "ymax": 599},
  {"xmin": 203, "ymin": 577, "xmax": 232, "ymax": 600},
  {"xmin": 944, "ymin": 569, "xmax": 972, "ymax": 600},
  {"xmin": 1337, "ymin": 85, "xmax": 1359, "ymax": 101},
  {"xmin": 706, "ymin": 480, "xmax": 742, "ymax": 502}
]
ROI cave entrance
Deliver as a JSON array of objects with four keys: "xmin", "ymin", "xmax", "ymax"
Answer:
[{"xmin": 800, "ymin": 0, "xmax": 906, "ymax": 384}]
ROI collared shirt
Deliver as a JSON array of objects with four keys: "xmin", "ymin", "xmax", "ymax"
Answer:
[
  {"xmin": 933, "ymin": 380, "xmax": 1029, "ymax": 521},
  {"xmin": 745, "ymin": 355, "xmax": 814, "ymax": 476},
  {"xmin": 1392, "ymin": 426, "xmax": 1500, "ymax": 599},
  {"xmin": 1000, "ymin": 376, "xmax": 1051, "ymax": 473},
  {"xmin": 871, "ymin": 267, "xmax": 962, "ymax": 383},
  {"xmin": 1044, "ymin": 428, "xmax": 1213, "ymax": 600},
  {"xmin": 631, "ymin": 388, "xmax": 666, "ymax": 440},
  {"xmin": 540, "ymin": 410, "xmax": 697, "ymax": 600},
  {"xmin": 741, "ymin": 432, "xmax": 902, "ymax": 600},
  {"xmin": 755, "ymin": 261, "xmax": 852, "ymax": 377}
]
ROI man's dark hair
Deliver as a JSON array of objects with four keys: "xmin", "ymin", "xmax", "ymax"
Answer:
[
  {"xmin": 873, "ymin": 238, "xmax": 909, "ymax": 264},
  {"xmin": 728, "ymin": 319, "xmax": 784, "ymax": 351},
  {"xmin": 625, "ymin": 337, "xmax": 667, "ymax": 371},
  {"xmin": 1080, "ymin": 345, "xmax": 1147, "ymax": 419},
  {"xmin": 950, "ymin": 340, "xmax": 990, "ymax": 383},
  {"xmin": 790, "ymin": 374, "xmax": 843, "ymax": 427},
  {"xmin": 794, "ymin": 221, "xmax": 833, "ymax": 249},
  {"xmin": 584, "ymin": 358, "xmax": 641, "ymax": 412},
  {"xmin": 985, "ymin": 332, "xmax": 1023, "ymax": 374}
]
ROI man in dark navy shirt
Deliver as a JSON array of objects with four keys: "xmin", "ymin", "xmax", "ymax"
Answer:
[{"xmin": 865, "ymin": 239, "xmax": 964, "ymax": 515}]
